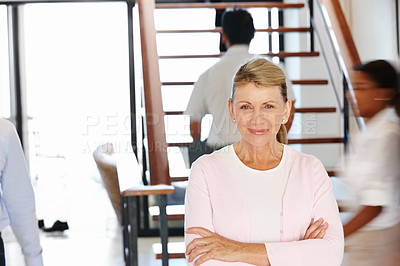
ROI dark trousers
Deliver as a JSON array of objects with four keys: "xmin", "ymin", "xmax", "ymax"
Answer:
[
  {"xmin": 188, "ymin": 141, "xmax": 215, "ymax": 166},
  {"xmin": 0, "ymin": 233, "xmax": 5, "ymax": 266}
]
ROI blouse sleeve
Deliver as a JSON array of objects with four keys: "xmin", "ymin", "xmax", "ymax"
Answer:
[
  {"xmin": 265, "ymin": 158, "xmax": 344, "ymax": 266},
  {"xmin": 184, "ymin": 160, "xmax": 215, "ymax": 265}
]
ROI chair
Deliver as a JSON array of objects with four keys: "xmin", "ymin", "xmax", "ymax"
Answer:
[
  {"xmin": 93, "ymin": 143, "xmax": 174, "ymax": 266},
  {"xmin": 93, "ymin": 143, "xmax": 122, "ymax": 222}
]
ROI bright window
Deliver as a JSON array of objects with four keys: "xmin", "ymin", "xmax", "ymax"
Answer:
[{"xmin": 23, "ymin": 3, "xmax": 131, "ymax": 180}]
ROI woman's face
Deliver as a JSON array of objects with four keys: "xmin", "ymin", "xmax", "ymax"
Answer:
[
  {"xmin": 353, "ymin": 71, "xmax": 396, "ymax": 118},
  {"xmin": 228, "ymin": 82, "xmax": 291, "ymax": 147}
]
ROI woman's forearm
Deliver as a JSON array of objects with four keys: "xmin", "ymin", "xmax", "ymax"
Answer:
[
  {"xmin": 344, "ymin": 205, "xmax": 383, "ymax": 237},
  {"xmin": 236, "ymin": 243, "xmax": 270, "ymax": 266},
  {"xmin": 186, "ymin": 227, "xmax": 270, "ymax": 265}
]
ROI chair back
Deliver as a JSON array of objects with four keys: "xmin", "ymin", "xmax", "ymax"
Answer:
[{"xmin": 93, "ymin": 143, "xmax": 122, "ymax": 222}]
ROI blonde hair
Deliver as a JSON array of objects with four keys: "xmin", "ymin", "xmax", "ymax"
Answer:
[{"xmin": 231, "ymin": 57, "xmax": 288, "ymax": 144}]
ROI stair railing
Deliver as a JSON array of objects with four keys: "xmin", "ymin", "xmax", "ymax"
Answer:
[
  {"xmin": 311, "ymin": 0, "xmax": 366, "ymax": 142},
  {"xmin": 135, "ymin": 0, "xmax": 367, "ymax": 187}
]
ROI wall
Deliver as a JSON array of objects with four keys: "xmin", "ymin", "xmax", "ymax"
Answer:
[
  {"xmin": 340, "ymin": 0, "xmax": 398, "ymax": 64},
  {"xmin": 284, "ymin": 0, "xmax": 399, "ymax": 169}
]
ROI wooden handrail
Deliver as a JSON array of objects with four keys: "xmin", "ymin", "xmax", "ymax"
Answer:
[
  {"xmin": 317, "ymin": 0, "xmax": 361, "ymax": 91},
  {"xmin": 137, "ymin": 0, "xmax": 170, "ymax": 185},
  {"xmin": 316, "ymin": 0, "xmax": 363, "ymax": 129},
  {"xmin": 291, "ymin": 79, "xmax": 328, "ymax": 85},
  {"xmin": 155, "ymin": 2, "xmax": 304, "ymax": 9}
]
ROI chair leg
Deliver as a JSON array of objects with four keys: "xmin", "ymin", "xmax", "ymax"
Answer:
[
  {"xmin": 122, "ymin": 196, "xmax": 139, "ymax": 266},
  {"xmin": 158, "ymin": 194, "xmax": 169, "ymax": 265}
]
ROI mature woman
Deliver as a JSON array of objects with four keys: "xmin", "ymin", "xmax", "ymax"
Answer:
[
  {"xmin": 341, "ymin": 60, "xmax": 400, "ymax": 266},
  {"xmin": 185, "ymin": 57, "xmax": 344, "ymax": 265}
]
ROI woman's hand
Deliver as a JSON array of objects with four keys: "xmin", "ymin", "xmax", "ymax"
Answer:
[
  {"xmin": 185, "ymin": 227, "xmax": 269, "ymax": 265},
  {"xmin": 185, "ymin": 227, "xmax": 243, "ymax": 265},
  {"xmin": 304, "ymin": 218, "xmax": 329, "ymax": 240}
]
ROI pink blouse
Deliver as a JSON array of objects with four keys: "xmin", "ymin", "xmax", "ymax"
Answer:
[{"xmin": 184, "ymin": 145, "xmax": 344, "ymax": 265}]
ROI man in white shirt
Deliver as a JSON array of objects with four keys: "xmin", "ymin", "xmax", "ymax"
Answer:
[
  {"xmin": 0, "ymin": 118, "xmax": 43, "ymax": 266},
  {"xmin": 184, "ymin": 9, "xmax": 295, "ymax": 163}
]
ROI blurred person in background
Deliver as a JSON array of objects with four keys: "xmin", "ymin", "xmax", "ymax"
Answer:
[
  {"xmin": 340, "ymin": 60, "xmax": 400, "ymax": 266},
  {"xmin": 0, "ymin": 118, "xmax": 43, "ymax": 266}
]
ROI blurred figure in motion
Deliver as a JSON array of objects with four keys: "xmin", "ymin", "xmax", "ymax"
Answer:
[
  {"xmin": 340, "ymin": 60, "xmax": 400, "ymax": 266},
  {"xmin": 0, "ymin": 118, "xmax": 43, "ymax": 266}
]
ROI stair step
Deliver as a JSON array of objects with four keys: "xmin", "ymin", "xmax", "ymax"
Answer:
[
  {"xmin": 291, "ymin": 79, "xmax": 329, "ymax": 85},
  {"xmin": 327, "ymin": 170, "xmax": 337, "ymax": 177},
  {"xmin": 295, "ymin": 107, "xmax": 336, "ymax": 113},
  {"xmin": 162, "ymin": 79, "xmax": 328, "ymax": 86},
  {"xmin": 155, "ymin": 2, "xmax": 305, "ymax": 10},
  {"xmin": 287, "ymin": 137, "xmax": 344, "ymax": 144},
  {"xmin": 159, "ymin": 51, "xmax": 320, "ymax": 59},
  {"xmin": 151, "ymin": 205, "xmax": 185, "ymax": 221},
  {"xmin": 157, "ymin": 27, "xmax": 310, "ymax": 34},
  {"xmin": 152, "ymin": 242, "xmax": 186, "ymax": 259},
  {"xmin": 164, "ymin": 107, "xmax": 336, "ymax": 115},
  {"xmin": 149, "ymin": 205, "xmax": 185, "ymax": 221},
  {"xmin": 170, "ymin": 176, "xmax": 190, "ymax": 182}
]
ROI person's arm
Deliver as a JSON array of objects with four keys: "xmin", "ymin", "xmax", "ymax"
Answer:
[
  {"xmin": 186, "ymin": 227, "xmax": 269, "ymax": 266},
  {"xmin": 1, "ymin": 122, "xmax": 43, "ymax": 266},
  {"xmin": 186, "ymin": 219, "xmax": 328, "ymax": 266},
  {"xmin": 185, "ymin": 74, "xmax": 207, "ymax": 141},
  {"xmin": 343, "ymin": 205, "xmax": 383, "ymax": 237},
  {"xmin": 190, "ymin": 119, "xmax": 201, "ymax": 141},
  {"xmin": 265, "ymin": 158, "xmax": 344, "ymax": 266},
  {"xmin": 185, "ymin": 158, "xmax": 331, "ymax": 265},
  {"xmin": 185, "ymin": 159, "xmax": 216, "ymax": 265},
  {"xmin": 185, "ymin": 159, "xmax": 271, "ymax": 265}
]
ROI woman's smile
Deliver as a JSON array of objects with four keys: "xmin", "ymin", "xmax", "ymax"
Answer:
[{"xmin": 248, "ymin": 128, "xmax": 269, "ymax": 135}]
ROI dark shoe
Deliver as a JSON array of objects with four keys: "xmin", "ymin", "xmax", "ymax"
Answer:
[
  {"xmin": 42, "ymin": 220, "xmax": 69, "ymax": 232},
  {"xmin": 38, "ymin": 219, "xmax": 44, "ymax": 229}
]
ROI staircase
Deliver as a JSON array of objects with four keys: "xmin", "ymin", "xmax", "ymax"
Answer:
[{"xmin": 134, "ymin": 0, "xmax": 361, "ymax": 261}]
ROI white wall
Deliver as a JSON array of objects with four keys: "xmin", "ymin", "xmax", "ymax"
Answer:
[
  {"xmin": 283, "ymin": 0, "xmax": 400, "ymax": 169},
  {"xmin": 340, "ymin": 0, "xmax": 398, "ymax": 63}
]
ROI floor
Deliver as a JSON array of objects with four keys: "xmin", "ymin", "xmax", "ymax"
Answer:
[{"xmin": 3, "ymin": 165, "xmax": 187, "ymax": 266}]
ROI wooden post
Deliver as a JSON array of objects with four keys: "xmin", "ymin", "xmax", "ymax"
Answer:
[{"xmin": 137, "ymin": 0, "xmax": 170, "ymax": 185}]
